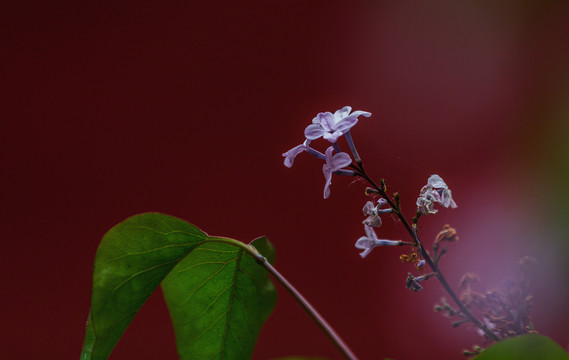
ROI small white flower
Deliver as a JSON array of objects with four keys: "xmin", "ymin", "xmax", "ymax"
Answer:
[
  {"xmin": 355, "ymin": 225, "xmax": 400, "ymax": 258},
  {"xmin": 322, "ymin": 147, "xmax": 352, "ymax": 199},
  {"xmin": 362, "ymin": 198, "xmax": 392, "ymax": 227},
  {"xmin": 416, "ymin": 174, "xmax": 457, "ymax": 215},
  {"xmin": 304, "ymin": 106, "xmax": 371, "ymax": 143}
]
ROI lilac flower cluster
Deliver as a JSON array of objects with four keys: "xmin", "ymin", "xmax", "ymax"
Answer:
[
  {"xmin": 282, "ymin": 107, "xmax": 510, "ymax": 348},
  {"xmin": 416, "ymin": 175, "xmax": 457, "ymax": 215},
  {"xmin": 282, "ymin": 106, "xmax": 371, "ymax": 199},
  {"xmin": 355, "ymin": 174, "xmax": 458, "ymax": 260},
  {"xmin": 282, "ymin": 106, "xmax": 458, "ymax": 267}
]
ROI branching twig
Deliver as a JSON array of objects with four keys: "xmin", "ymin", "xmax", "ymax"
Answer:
[{"xmin": 354, "ymin": 169, "xmax": 500, "ymax": 342}]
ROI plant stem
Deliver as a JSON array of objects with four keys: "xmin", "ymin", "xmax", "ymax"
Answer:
[
  {"xmin": 355, "ymin": 170, "xmax": 500, "ymax": 342},
  {"xmin": 257, "ymin": 255, "xmax": 359, "ymax": 360}
]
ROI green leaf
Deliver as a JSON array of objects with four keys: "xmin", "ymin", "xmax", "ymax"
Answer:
[
  {"xmin": 80, "ymin": 213, "xmax": 276, "ymax": 360},
  {"xmin": 161, "ymin": 235, "xmax": 276, "ymax": 359},
  {"xmin": 474, "ymin": 334, "xmax": 568, "ymax": 360},
  {"xmin": 80, "ymin": 312, "xmax": 96, "ymax": 360}
]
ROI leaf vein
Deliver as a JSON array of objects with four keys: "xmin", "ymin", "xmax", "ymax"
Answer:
[
  {"xmin": 181, "ymin": 259, "xmax": 237, "ymax": 305},
  {"xmin": 220, "ymin": 249, "xmax": 243, "ymax": 359}
]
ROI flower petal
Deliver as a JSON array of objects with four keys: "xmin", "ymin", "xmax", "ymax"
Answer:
[
  {"xmin": 350, "ymin": 110, "xmax": 371, "ymax": 118},
  {"xmin": 334, "ymin": 115, "xmax": 358, "ymax": 134},
  {"xmin": 363, "ymin": 225, "xmax": 377, "ymax": 240},
  {"xmin": 355, "ymin": 237, "xmax": 374, "ymax": 250},
  {"xmin": 323, "ymin": 179, "xmax": 332, "ymax": 198},
  {"xmin": 359, "ymin": 247, "xmax": 373, "ymax": 258},
  {"xmin": 355, "ymin": 237, "xmax": 374, "ymax": 258},
  {"xmin": 316, "ymin": 112, "xmax": 335, "ymax": 131},
  {"xmin": 282, "ymin": 143, "xmax": 306, "ymax": 168},
  {"xmin": 330, "ymin": 152, "xmax": 352, "ymax": 170},
  {"xmin": 362, "ymin": 201, "xmax": 375, "ymax": 215},
  {"xmin": 322, "ymin": 130, "xmax": 343, "ymax": 143},
  {"xmin": 427, "ymin": 174, "xmax": 447, "ymax": 189},
  {"xmin": 377, "ymin": 198, "xmax": 388, "ymax": 207},
  {"xmin": 304, "ymin": 124, "xmax": 325, "ymax": 140},
  {"xmin": 324, "ymin": 146, "xmax": 335, "ymax": 160},
  {"xmin": 363, "ymin": 215, "xmax": 382, "ymax": 227},
  {"xmin": 441, "ymin": 188, "xmax": 457, "ymax": 208},
  {"xmin": 322, "ymin": 168, "xmax": 333, "ymax": 199},
  {"xmin": 333, "ymin": 106, "xmax": 352, "ymax": 122}
]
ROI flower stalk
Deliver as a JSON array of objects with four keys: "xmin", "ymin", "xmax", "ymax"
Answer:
[
  {"xmin": 353, "ymin": 169, "xmax": 500, "ymax": 341},
  {"xmin": 282, "ymin": 105, "xmax": 502, "ymax": 350},
  {"xmin": 209, "ymin": 239, "xmax": 359, "ymax": 360},
  {"xmin": 254, "ymin": 255, "xmax": 359, "ymax": 360}
]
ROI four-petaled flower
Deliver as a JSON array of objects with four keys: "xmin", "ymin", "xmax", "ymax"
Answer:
[
  {"xmin": 416, "ymin": 174, "xmax": 457, "ymax": 215},
  {"xmin": 322, "ymin": 146, "xmax": 352, "ymax": 199},
  {"xmin": 282, "ymin": 139, "xmax": 327, "ymax": 168},
  {"xmin": 362, "ymin": 198, "xmax": 392, "ymax": 227},
  {"xmin": 355, "ymin": 225, "xmax": 401, "ymax": 258},
  {"xmin": 304, "ymin": 106, "xmax": 371, "ymax": 143}
]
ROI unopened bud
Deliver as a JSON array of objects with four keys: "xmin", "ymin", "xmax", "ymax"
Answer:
[{"xmin": 365, "ymin": 187, "xmax": 379, "ymax": 196}]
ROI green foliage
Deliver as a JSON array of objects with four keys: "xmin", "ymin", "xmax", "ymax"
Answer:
[
  {"xmin": 474, "ymin": 334, "xmax": 568, "ymax": 360},
  {"xmin": 162, "ymin": 237, "xmax": 276, "ymax": 359},
  {"xmin": 80, "ymin": 213, "xmax": 277, "ymax": 360}
]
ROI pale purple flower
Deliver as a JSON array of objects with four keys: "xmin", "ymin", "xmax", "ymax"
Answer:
[
  {"xmin": 428, "ymin": 174, "xmax": 457, "ymax": 208},
  {"xmin": 282, "ymin": 139, "xmax": 325, "ymax": 168},
  {"xmin": 416, "ymin": 174, "xmax": 457, "ymax": 215},
  {"xmin": 322, "ymin": 146, "xmax": 352, "ymax": 199},
  {"xmin": 355, "ymin": 225, "xmax": 400, "ymax": 258},
  {"xmin": 362, "ymin": 198, "xmax": 392, "ymax": 227},
  {"xmin": 416, "ymin": 191, "xmax": 440, "ymax": 215},
  {"xmin": 304, "ymin": 106, "xmax": 371, "ymax": 143}
]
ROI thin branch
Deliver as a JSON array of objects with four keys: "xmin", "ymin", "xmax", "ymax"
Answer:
[
  {"xmin": 355, "ymin": 170, "xmax": 500, "ymax": 342},
  {"xmin": 215, "ymin": 239, "xmax": 359, "ymax": 359},
  {"xmin": 258, "ymin": 256, "xmax": 359, "ymax": 360}
]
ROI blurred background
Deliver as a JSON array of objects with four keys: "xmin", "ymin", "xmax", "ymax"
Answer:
[{"xmin": 2, "ymin": 1, "xmax": 568, "ymax": 359}]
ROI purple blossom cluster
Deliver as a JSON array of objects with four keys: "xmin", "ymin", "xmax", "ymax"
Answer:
[
  {"xmin": 282, "ymin": 106, "xmax": 457, "ymax": 263},
  {"xmin": 282, "ymin": 106, "xmax": 370, "ymax": 199},
  {"xmin": 416, "ymin": 175, "xmax": 457, "ymax": 215},
  {"xmin": 281, "ymin": 106, "xmax": 520, "ymax": 349}
]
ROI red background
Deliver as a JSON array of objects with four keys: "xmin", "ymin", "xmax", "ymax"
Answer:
[{"xmin": 2, "ymin": 1, "xmax": 569, "ymax": 359}]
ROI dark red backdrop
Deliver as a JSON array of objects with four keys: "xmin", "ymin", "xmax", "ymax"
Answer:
[{"xmin": 2, "ymin": 1, "xmax": 568, "ymax": 359}]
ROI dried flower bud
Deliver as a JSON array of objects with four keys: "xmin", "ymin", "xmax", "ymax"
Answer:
[
  {"xmin": 406, "ymin": 273, "xmax": 424, "ymax": 292},
  {"xmin": 434, "ymin": 224, "xmax": 458, "ymax": 246},
  {"xmin": 365, "ymin": 187, "xmax": 379, "ymax": 196}
]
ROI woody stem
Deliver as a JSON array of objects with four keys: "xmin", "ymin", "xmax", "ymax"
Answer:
[{"xmin": 354, "ymin": 169, "xmax": 500, "ymax": 342}]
